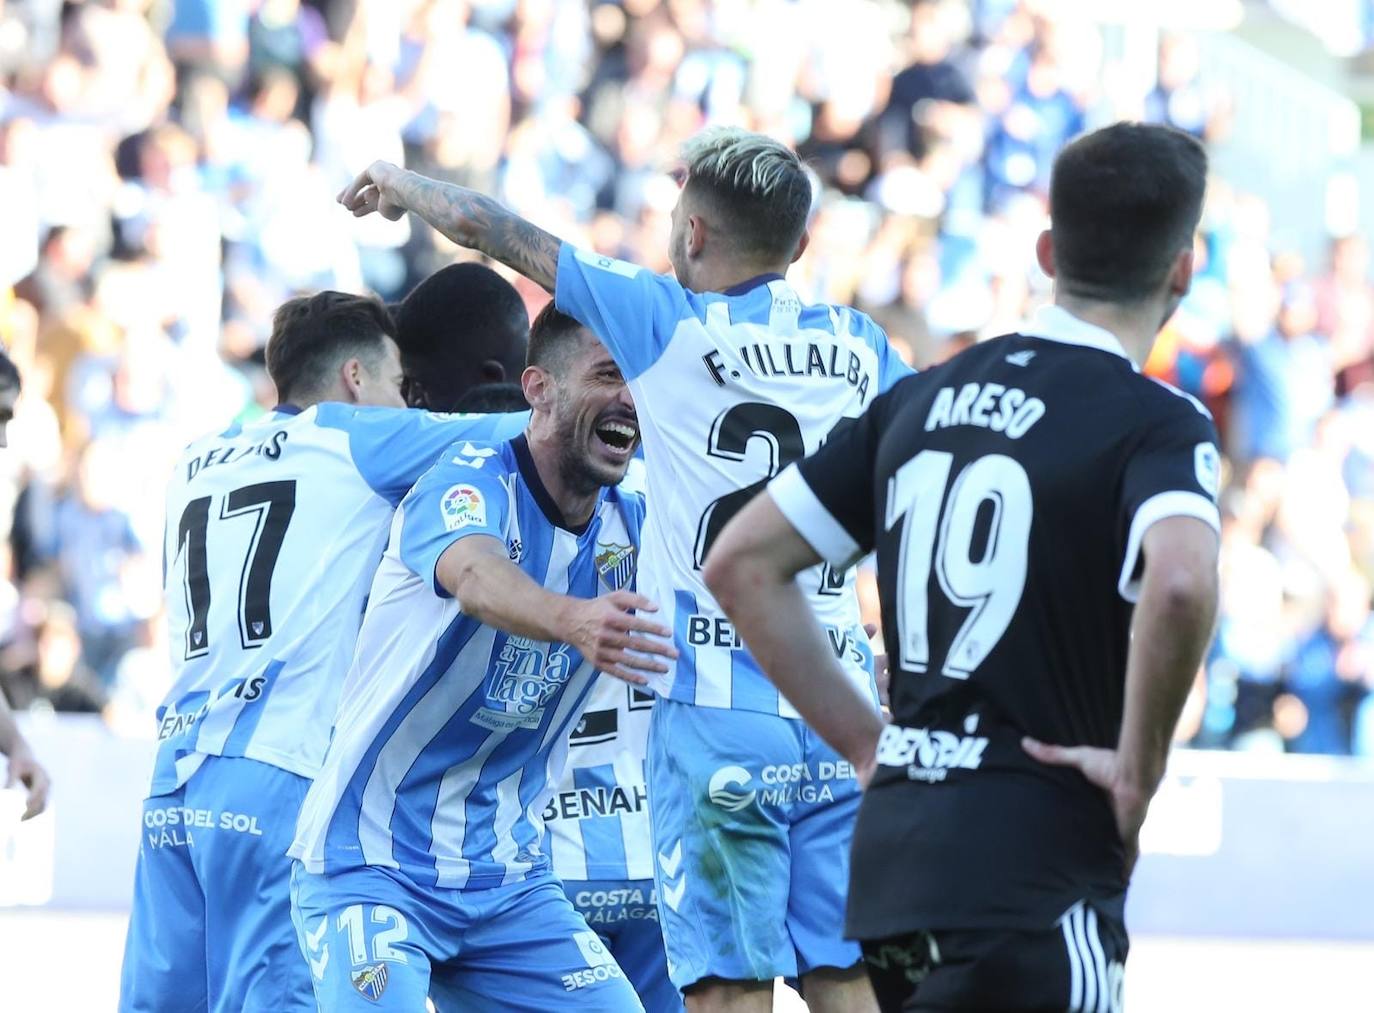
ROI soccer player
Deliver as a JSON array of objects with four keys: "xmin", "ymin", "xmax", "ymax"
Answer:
[
  {"xmin": 288, "ymin": 308, "xmax": 669, "ymax": 1010},
  {"xmin": 339, "ymin": 124, "xmax": 912, "ymax": 1011},
  {"xmin": 703, "ymin": 123, "xmax": 1222, "ymax": 1012},
  {"xmin": 394, "ymin": 262, "xmax": 530, "ymax": 410},
  {"xmin": 389, "ymin": 320, "xmax": 671, "ymax": 1010},
  {"xmin": 0, "ymin": 349, "xmax": 52, "ymax": 820},
  {"xmin": 120, "ymin": 292, "xmax": 527, "ymax": 1013}
]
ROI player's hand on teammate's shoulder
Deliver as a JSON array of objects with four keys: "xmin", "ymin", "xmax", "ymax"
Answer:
[
  {"xmin": 1020, "ymin": 737, "xmax": 1149, "ymax": 879},
  {"xmin": 557, "ymin": 590, "xmax": 678, "ymax": 686},
  {"xmin": 6, "ymin": 741, "xmax": 51, "ymax": 820},
  {"xmin": 338, "ymin": 160, "xmax": 407, "ymax": 221}
]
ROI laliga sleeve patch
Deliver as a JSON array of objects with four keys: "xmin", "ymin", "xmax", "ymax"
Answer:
[
  {"xmin": 440, "ymin": 484, "xmax": 487, "ymax": 531},
  {"xmin": 574, "ymin": 246, "xmax": 641, "ymax": 278},
  {"xmin": 1194, "ymin": 442, "xmax": 1220, "ymax": 500}
]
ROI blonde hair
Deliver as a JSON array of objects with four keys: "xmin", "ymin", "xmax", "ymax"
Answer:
[
  {"xmin": 679, "ymin": 127, "xmax": 812, "ymax": 259},
  {"xmin": 682, "ymin": 126, "xmax": 804, "ymax": 201}
]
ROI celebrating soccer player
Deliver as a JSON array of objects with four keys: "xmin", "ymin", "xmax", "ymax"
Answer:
[
  {"xmin": 704, "ymin": 122, "xmax": 1221, "ymax": 1012},
  {"xmin": 120, "ymin": 293, "xmax": 528, "ymax": 1012},
  {"xmin": 340, "ymin": 125, "xmax": 913, "ymax": 1010},
  {"xmin": 288, "ymin": 308, "xmax": 670, "ymax": 1010}
]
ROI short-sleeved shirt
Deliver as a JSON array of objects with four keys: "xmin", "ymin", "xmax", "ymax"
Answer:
[
  {"xmin": 543, "ymin": 676, "xmax": 656, "ymax": 882},
  {"xmin": 289, "ymin": 435, "xmax": 647, "ymax": 890},
  {"xmin": 152, "ymin": 405, "xmax": 529, "ymax": 795},
  {"xmin": 555, "ymin": 243, "xmax": 912, "ymax": 716},
  {"xmin": 769, "ymin": 305, "xmax": 1221, "ymax": 936}
]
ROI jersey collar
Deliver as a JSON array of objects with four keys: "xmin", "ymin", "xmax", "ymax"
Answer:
[
  {"xmin": 511, "ymin": 433, "xmax": 594, "ymax": 536},
  {"xmin": 1022, "ymin": 305, "xmax": 1130, "ymax": 360},
  {"xmin": 721, "ymin": 273, "xmax": 786, "ymax": 296},
  {"xmin": 272, "ymin": 403, "xmax": 304, "ymax": 416}
]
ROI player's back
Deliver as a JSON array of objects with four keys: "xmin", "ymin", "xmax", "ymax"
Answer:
[
  {"xmin": 829, "ymin": 307, "xmax": 1220, "ymax": 931},
  {"xmin": 153, "ymin": 404, "xmax": 526, "ymax": 795},
  {"xmin": 557, "ymin": 249, "xmax": 912, "ymax": 716},
  {"xmin": 545, "ymin": 676, "xmax": 656, "ymax": 883}
]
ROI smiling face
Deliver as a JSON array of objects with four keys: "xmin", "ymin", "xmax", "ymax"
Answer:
[{"xmin": 545, "ymin": 329, "xmax": 639, "ymax": 494}]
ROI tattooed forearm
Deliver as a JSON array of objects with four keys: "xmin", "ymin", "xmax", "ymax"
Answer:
[{"xmin": 392, "ymin": 171, "xmax": 561, "ymax": 292}]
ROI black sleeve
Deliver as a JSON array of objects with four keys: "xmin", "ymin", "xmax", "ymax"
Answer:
[
  {"xmin": 768, "ymin": 384, "xmax": 898, "ymax": 566},
  {"xmin": 1115, "ymin": 403, "xmax": 1222, "ymax": 602}
]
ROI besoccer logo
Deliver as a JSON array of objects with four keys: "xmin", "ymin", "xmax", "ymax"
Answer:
[
  {"xmin": 351, "ymin": 962, "xmax": 388, "ymax": 1001},
  {"xmin": 562, "ymin": 929, "xmax": 626, "ymax": 992},
  {"xmin": 707, "ymin": 765, "xmax": 756, "ymax": 811}
]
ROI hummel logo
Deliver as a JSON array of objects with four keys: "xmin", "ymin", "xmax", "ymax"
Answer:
[
  {"xmin": 657, "ymin": 841, "xmax": 682, "ymax": 879},
  {"xmin": 1005, "ymin": 350, "xmax": 1036, "ymax": 367},
  {"xmin": 658, "ymin": 841, "xmax": 686, "ymax": 911},
  {"xmin": 305, "ymin": 918, "xmax": 329, "ymax": 979},
  {"xmin": 662, "ymin": 876, "xmax": 686, "ymax": 912}
]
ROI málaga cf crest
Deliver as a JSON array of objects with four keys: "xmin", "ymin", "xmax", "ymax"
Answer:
[
  {"xmin": 352, "ymin": 962, "xmax": 389, "ymax": 1001},
  {"xmin": 595, "ymin": 542, "xmax": 635, "ymax": 591}
]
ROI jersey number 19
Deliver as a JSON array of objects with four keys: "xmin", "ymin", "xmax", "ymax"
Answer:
[{"xmin": 886, "ymin": 453, "xmax": 1031, "ymax": 679}]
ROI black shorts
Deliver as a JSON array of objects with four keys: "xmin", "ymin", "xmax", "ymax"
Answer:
[{"xmin": 860, "ymin": 900, "xmax": 1128, "ymax": 1012}]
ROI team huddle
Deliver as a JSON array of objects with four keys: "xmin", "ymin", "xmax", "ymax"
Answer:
[{"xmin": 119, "ymin": 122, "xmax": 1220, "ymax": 1013}]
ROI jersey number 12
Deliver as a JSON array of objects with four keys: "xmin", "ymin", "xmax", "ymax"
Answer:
[
  {"xmin": 176, "ymin": 480, "xmax": 297, "ymax": 660},
  {"xmin": 886, "ymin": 452, "xmax": 1031, "ymax": 679}
]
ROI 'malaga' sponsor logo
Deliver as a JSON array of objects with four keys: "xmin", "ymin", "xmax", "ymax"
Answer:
[{"xmin": 707, "ymin": 759, "xmax": 858, "ymax": 810}]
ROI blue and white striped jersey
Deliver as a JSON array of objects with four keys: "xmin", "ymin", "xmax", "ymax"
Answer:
[
  {"xmin": 544, "ymin": 677, "xmax": 655, "ymax": 882},
  {"xmin": 152, "ymin": 404, "xmax": 528, "ymax": 796},
  {"xmin": 289, "ymin": 436, "xmax": 647, "ymax": 890},
  {"xmin": 555, "ymin": 244, "xmax": 911, "ymax": 716}
]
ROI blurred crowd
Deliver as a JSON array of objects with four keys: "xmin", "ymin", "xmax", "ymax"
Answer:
[{"xmin": 0, "ymin": 0, "xmax": 1369, "ymax": 757}]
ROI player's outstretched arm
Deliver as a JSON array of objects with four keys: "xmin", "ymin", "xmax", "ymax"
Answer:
[
  {"xmin": 436, "ymin": 535, "xmax": 677, "ymax": 685},
  {"xmin": 339, "ymin": 161, "xmax": 561, "ymax": 292},
  {"xmin": 705, "ymin": 492, "xmax": 885, "ymax": 785},
  {"xmin": 1024, "ymin": 515, "xmax": 1218, "ymax": 876},
  {"xmin": 0, "ymin": 695, "xmax": 50, "ymax": 820}
]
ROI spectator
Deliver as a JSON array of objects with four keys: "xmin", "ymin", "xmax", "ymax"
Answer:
[
  {"xmin": 0, "ymin": 0, "xmax": 1360, "ymax": 758},
  {"xmin": 1231, "ymin": 281, "xmax": 1334, "ymax": 465}
]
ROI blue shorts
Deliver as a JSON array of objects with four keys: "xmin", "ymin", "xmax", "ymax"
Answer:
[
  {"xmin": 565, "ymin": 879, "xmax": 683, "ymax": 1013},
  {"xmin": 119, "ymin": 754, "xmax": 313, "ymax": 1013},
  {"xmin": 290, "ymin": 863, "xmax": 643, "ymax": 1011},
  {"xmin": 646, "ymin": 698, "xmax": 863, "ymax": 989}
]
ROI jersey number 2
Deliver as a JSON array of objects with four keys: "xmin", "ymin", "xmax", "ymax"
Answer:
[
  {"xmin": 176, "ymin": 480, "xmax": 297, "ymax": 660},
  {"xmin": 694, "ymin": 402, "xmax": 845, "ymax": 593},
  {"xmin": 886, "ymin": 452, "xmax": 1031, "ymax": 678}
]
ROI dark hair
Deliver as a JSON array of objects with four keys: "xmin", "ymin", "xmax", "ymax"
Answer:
[
  {"xmin": 395, "ymin": 263, "xmax": 529, "ymax": 411},
  {"xmin": 265, "ymin": 291, "xmax": 396, "ymax": 404},
  {"xmin": 526, "ymin": 304, "xmax": 589, "ymax": 373},
  {"xmin": 0, "ymin": 349, "xmax": 19, "ymax": 391},
  {"xmin": 451, "ymin": 382, "xmax": 530, "ymax": 414},
  {"xmin": 681, "ymin": 127, "xmax": 813, "ymax": 263},
  {"xmin": 1048, "ymin": 122, "xmax": 1208, "ymax": 302}
]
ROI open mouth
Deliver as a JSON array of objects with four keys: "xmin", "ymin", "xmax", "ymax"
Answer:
[{"xmin": 594, "ymin": 418, "xmax": 638, "ymax": 458}]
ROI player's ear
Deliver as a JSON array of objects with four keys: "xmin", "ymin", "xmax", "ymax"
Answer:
[
  {"xmin": 340, "ymin": 356, "xmax": 366, "ymax": 403},
  {"xmin": 480, "ymin": 358, "xmax": 506, "ymax": 384},
  {"xmin": 789, "ymin": 230, "xmax": 810, "ymax": 264},
  {"xmin": 687, "ymin": 214, "xmax": 707, "ymax": 259},
  {"xmin": 1168, "ymin": 245, "xmax": 1195, "ymax": 298},
  {"xmin": 521, "ymin": 363, "xmax": 552, "ymax": 411},
  {"xmin": 1034, "ymin": 229, "xmax": 1056, "ymax": 279}
]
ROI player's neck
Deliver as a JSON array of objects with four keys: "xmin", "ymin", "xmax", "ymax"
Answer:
[
  {"xmin": 1051, "ymin": 295, "xmax": 1166, "ymax": 368},
  {"xmin": 523, "ymin": 431, "xmax": 598, "ymax": 529},
  {"xmin": 689, "ymin": 257, "xmax": 788, "ymax": 294}
]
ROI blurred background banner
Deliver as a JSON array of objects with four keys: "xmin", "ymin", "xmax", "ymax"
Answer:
[
  {"xmin": 0, "ymin": 0, "xmax": 1373, "ymax": 1009},
  {"xmin": 7, "ymin": 715, "xmax": 1374, "ymax": 938}
]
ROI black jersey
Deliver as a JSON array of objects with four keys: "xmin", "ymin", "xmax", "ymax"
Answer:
[{"xmin": 769, "ymin": 306, "xmax": 1221, "ymax": 938}]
